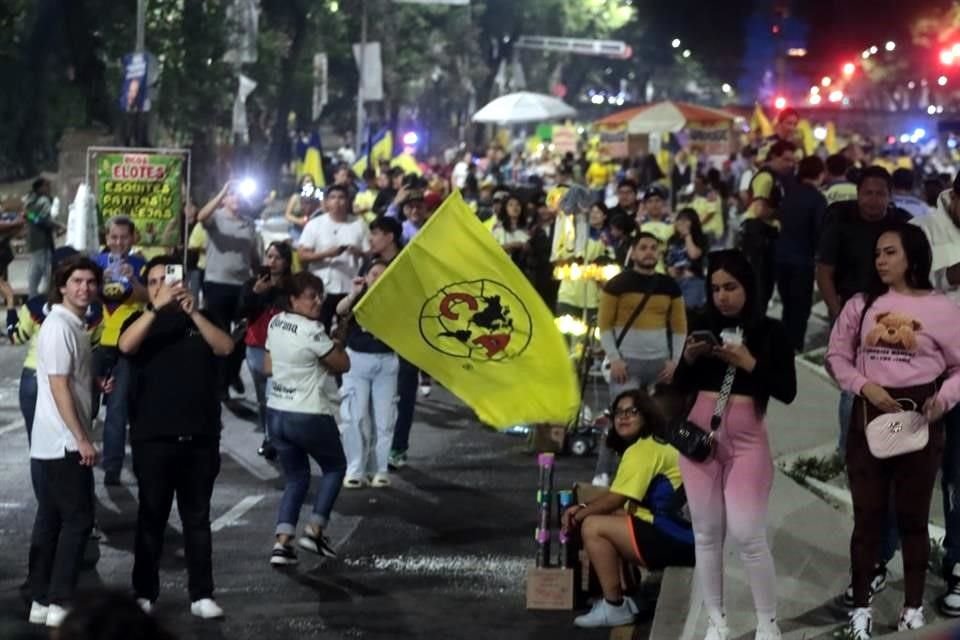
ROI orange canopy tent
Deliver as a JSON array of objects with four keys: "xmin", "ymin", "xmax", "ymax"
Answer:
[{"xmin": 595, "ymin": 100, "xmax": 738, "ymax": 134}]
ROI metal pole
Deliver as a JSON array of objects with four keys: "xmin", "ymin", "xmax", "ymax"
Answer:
[
  {"xmin": 136, "ymin": 0, "xmax": 146, "ymax": 52},
  {"xmin": 355, "ymin": 0, "xmax": 367, "ymax": 156}
]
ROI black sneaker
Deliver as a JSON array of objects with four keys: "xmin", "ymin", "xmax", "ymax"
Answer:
[
  {"xmin": 269, "ymin": 543, "xmax": 298, "ymax": 566},
  {"xmin": 257, "ymin": 440, "xmax": 277, "ymax": 461},
  {"xmin": 839, "ymin": 565, "xmax": 888, "ymax": 608},
  {"xmin": 297, "ymin": 531, "xmax": 337, "ymax": 558},
  {"xmin": 938, "ymin": 575, "xmax": 960, "ymax": 617}
]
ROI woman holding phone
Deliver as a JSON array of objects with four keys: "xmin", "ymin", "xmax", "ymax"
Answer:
[
  {"xmin": 671, "ymin": 249, "xmax": 796, "ymax": 640},
  {"xmin": 238, "ymin": 242, "xmax": 293, "ymax": 459}
]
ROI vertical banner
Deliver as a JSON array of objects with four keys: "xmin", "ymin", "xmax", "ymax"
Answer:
[
  {"xmin": 312, "ymin": 53, "xmax": 328, "ymax": 121},
  {"xmin": 96, "ymin": 153, "xmax": 184, "ymax": 248},
  {"xmin": 352, "ymin": 42, "xmax": 383, "ymax": 102},
  {"xmin": 120, "ymin": 52, "xmax": 150, "ymax": 113}
]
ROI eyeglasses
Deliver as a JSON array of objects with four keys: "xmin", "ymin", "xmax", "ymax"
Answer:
[{"xmin": 614, "ymin": 407, "xmax": 640, "ymax": 418}]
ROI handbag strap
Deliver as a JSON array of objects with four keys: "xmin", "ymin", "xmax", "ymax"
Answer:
[
  {"xmin": 614, "ymin": 290, "xmax": 652, "ymax": 349},
  {"xmin": 710, "ymin": 364, "xmax": 737, "ymax": 430}
]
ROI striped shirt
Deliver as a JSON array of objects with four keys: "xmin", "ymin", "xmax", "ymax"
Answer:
[{"xmin": 598, "ymin": 271, "xmax": 687, "ymax": 361}]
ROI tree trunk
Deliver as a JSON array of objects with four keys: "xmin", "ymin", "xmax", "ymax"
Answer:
[
  {"xmin": 62, "ymin": 0, "xmax": 111, "ymax": 128},
  {"xmin": 265, "ymin": 1, "xmax": 308, "ymax": 184}
]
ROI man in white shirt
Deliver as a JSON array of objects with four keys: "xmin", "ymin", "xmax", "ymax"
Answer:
[
  {"xmin": 27, "ymin": 256, "xmax": 101, "ymax": 628},
  {"xmin": 913, "ymin": 178, "xmax": 960, "ymax": 617},
  {"xmin": 297, "ymin": 184, "xmax": 370, "ymax": 333}
]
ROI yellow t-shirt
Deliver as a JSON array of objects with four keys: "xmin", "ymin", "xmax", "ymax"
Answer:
[
  {"xmin": 188, "ymin": 223, "xmax": 208, "ymax": 270},
  {"xmin": 610, "ymin": 435, "xmax": 685, "ymax": 525},
  {"xmin": 586, "ymin": 162, "xmax": 611, "ymax": 190},
  {"xmin": 691, "ymin": 195, "xmax": 723, "ymax": 239},
  {"xmin": 823, "ymin": 181, "xmax": 857, "ymax": 206}
]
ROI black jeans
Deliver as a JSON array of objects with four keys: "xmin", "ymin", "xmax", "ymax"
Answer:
[
  {"xmin": 29, "ymin": 453, "xmax": 94, "ymax": 606},
  {"xmin": 203, "ymin": 281, "xmax": 245, "ymax": 393},
  {"xmin": 775, "ymin": 262, "xmax": 815, "ymax": 353},
  {"xmin": 132, "ymin": 437, "xmax": 220, "ymax": 602},
  {"xmin": 739, "ymin": 220, "xmax": 778, "ymax": 313},
  {"xmin": 391, "ymin": 357, "xmax": 419, "ymax": 453}
]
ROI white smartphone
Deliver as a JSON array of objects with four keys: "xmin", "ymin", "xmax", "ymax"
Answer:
[{"xmin": 164, "ymin": 264, "xmax": 183, "ymax": 286}]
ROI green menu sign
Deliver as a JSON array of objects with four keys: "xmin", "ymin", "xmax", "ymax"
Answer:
[{"xmin": 96, "ymin": 152, "xmax": 183, "ymax": 247}]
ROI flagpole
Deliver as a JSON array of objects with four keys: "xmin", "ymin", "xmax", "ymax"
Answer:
[{"xmin": 355, "ymin": 0, "xmax": 367, "ymax": 157}]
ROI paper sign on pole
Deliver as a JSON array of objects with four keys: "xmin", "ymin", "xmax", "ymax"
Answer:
[
  {"xmin": 686, "ymin": 121, "xmax": 732, "ymax": 156},
  {"xmin": 352, "ymin": 42, "xmax": 383, "ymax": 102},
  {"xmin": 597, "ymin": 124, "xmax": 628, "ymax": 159},
  {"xmin": 312, "ymin": 53, "xmax": 328, "ymax": 120},
  {"xmin": 96, "ymin": 153, "xmax": 183, "ymax": 248}
]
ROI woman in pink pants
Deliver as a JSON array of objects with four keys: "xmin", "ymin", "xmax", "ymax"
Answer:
[{"xmin": 672, "ymin": 250, "xmax": 797, "ymax": 640}]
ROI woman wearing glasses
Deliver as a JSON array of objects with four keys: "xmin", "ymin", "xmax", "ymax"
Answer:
[{"xmin": 561, "ymin": 389, "xmax": 694, "ymax": 629}]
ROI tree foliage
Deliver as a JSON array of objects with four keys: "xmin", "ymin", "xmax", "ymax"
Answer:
[{"xmin": 1, "ymin": 0, "xmax": 742, "ymax": 193}]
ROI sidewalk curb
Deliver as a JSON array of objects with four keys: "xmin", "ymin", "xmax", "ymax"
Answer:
[{"xmin": 794, "ymin": 348, "xmax": 837, "ymax": 390}]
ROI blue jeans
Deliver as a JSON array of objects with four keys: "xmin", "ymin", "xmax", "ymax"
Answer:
[
  {"xmin": 942, "ymin": 404, "xmax": 960, "ymax": 579},
  {"xmin": 391, "ymin": 358, "xmax": 419, "ymax": 454},
  {"xmin": 20, "ymin": 367, "xmax": 38, "ymax": 441},
  {"xmin": 677, "ymin": 276, "xmax": 706, "ymax": 310},
  {"xmin": 840, "ymin": 390, "xmax": 899, "ymax": 565},
  {"xmin": 97, "ymin": 351, "xmax": 131, "ymax": 476},
  {"xmin": 245, "ymin": 347, "xmax": 269, "ymax": 433},
  {"xmin": 28, "ymin": 248, "xmax": 51, "ymax": 298},
  {"xmin": 266, "ymin": 409, "xmax": 346, "ymax": 536}
]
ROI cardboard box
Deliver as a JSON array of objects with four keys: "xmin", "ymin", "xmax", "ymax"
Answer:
[
  {"xmin": 609, "ymin": 625, "xmax": 642, "ymax": 640},
  {"xmin": 529, "ymin": 424, "xmax": 567, "ymax": 453},
  {"xmin": 526, "ymin": 564, "xmax": 576, "ymax": 610}
]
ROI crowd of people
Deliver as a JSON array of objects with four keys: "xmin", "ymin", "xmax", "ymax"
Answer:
[{"xmin": 7, "ymin": 108, "xmax": 960, "ymax": 640}]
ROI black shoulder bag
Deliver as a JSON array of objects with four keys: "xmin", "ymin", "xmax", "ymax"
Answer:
[
  {"xmin": 664, "ymin": 363, "xmax": 737, "ymax": 462},
  {"xmin": 601, "ymin": 290, "xmax": 652, "ymax": 382}
]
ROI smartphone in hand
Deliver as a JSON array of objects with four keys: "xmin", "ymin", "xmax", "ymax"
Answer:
[
  {"xmin": 164, "ymin": 264, "xmax": 183, "ymax": 286},
  {"xmin": 689, "ymin": 330, "xmax": 720, "ymax": 347}
]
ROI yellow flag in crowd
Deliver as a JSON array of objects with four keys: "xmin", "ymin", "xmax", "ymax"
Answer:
[
  {"xmin": 301, "ymin": 147, "xmax": 326, "ymax": 187},
  {"xmin": 825, "ymin": 122, "xmax": 839, "ymax": 154},
  {"xmin": 796, "ymin": 119, "xmax": 817, "ymax": 156},
  {"xmin": 354, "ymin": 191, "xmax": 580, "ymax": 429},
  {"xmin": 751, "ymin": 103, "xmax": 774, "ymax": 137}
]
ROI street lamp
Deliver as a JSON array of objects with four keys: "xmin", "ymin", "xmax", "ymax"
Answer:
[
  {"xmin": 682, "ymin": 49, "xmax": 691, "ymax": 58},
  {"xmin": 671, "ymin": 38, "xmax": 681, "ymax": 48},
  {"xmin": 885, "ymin": 41, "xmax": 896, "ymax": 52}
]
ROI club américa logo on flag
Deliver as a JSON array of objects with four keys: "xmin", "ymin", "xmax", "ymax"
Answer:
[{"xmin": 418, "ymin": 279, "xmax": 532, "ymax": 362}]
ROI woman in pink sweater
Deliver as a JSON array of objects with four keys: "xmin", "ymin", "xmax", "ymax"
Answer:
[{"xmin": 827, "ymin": 222, "xmax": 960, "ymax": 638}]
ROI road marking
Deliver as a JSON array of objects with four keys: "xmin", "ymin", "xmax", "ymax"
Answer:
[
  {"xmin": 211, "ymin": 494, "xmax": 265, "ymax": 532},
  {"xmin": 0, "ymin": 420, "xmax": 25, "ymax": 437}
]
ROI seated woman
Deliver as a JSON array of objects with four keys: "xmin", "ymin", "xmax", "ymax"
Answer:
[{"xmin": 563, "ymin": 389, "xmax": 695, "ymax": 629}]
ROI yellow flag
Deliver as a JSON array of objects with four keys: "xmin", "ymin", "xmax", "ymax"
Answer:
[
  {"xmin": 301, "ymin": 147, "xmax": 326, "ymax": 187},
  {"xmin": 796, "ymin": 119, "xmax": 817, "ymax": 156},
  {"xmin": 825, "ymin": 122, "xmax": 838, "ymax": 154},
  {"xmin": 391, "ymin": 151, "xmax": 423, "ymax": 176},
  {"xmin": 354, "ymin": 192, "xmax": 580, "ymax": 428},
  {"xmin": 751, "ymin": 103, "xmax": 774, "ymax": 137}
]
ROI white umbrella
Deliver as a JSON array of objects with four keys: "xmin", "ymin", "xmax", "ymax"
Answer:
[{"xmin": 472, "ymin": 91, "xmax": 577, "ymax": 124}]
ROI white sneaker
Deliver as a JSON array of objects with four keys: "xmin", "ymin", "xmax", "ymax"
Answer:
[
  {"xmin": 45, "ymin": 604, "xmax": 68, "ymax": 628},
  {"xmin": 419, "ymin": 384, "xmax": 432, "ymax": 397},
  {"xmin": 754, "ymin": 617, "xmax": 781, "ymax": 640},
  {"xmin": 846, "ymin": 607, "xmax": 872, "ymax": 639},
  {"xmin": 370, "ymin": 473, "xmax": 391, "ymax": 488},
  {"xmin": 898, "ymin": 606, "xmax": 925, "ymax": 631},
  {"xmin": 573, "ymin": 598, "xmax": 635, "ymax": 628},
  {"xmin": 190, "ymin": 598, "xmax": 224, "ymax": 619},
  {"xmin": 704, "ymin": 610, "xmax": 729, "ymax": 640},
  {"xmin": 592, "ymin": 473, "xmax": 610, "ymax": 487},
  {"xmin": 137, "ymin": 598, "xmax": 153, "ymax": 614},
  {"xmin": 28, "ymin": 602, "xmax": 48, "ymax": 625}
]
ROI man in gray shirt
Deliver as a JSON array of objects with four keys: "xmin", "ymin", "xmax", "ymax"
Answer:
[{"xmin": 195, "ymin": 180, "xmax": 260, "ymax": 397}]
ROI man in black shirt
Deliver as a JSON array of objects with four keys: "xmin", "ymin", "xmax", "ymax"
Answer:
[
  {"xmin": 607, "ymin": 179, "xmax": 640, "ymax": 223},
  {"xmin": 774, "ymin": 155, "xmax": 827, "ymax": 352},
  {"xmin": 118, "ymin": 255, "xmax": 234, "ymax": 619},
  {"xmin": 816, "ymin": 166, "xmax": 912, "ymax": 321}
]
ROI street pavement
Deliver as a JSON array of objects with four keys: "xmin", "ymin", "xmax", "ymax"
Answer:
[{"xmin": 0, "ymin": 340, "xmax": 631, "ymax": 640}]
